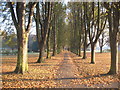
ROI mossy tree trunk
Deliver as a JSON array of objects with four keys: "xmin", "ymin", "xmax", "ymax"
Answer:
[
  {"xmin": 8, "ymin": 2, "xmax": 37, "ymax": 74},
  {"xmin": 15, "ymin": 33, "xmax": 29, "ymax": 73}
]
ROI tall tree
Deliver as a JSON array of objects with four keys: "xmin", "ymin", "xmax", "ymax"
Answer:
[
  {"xmin": 51, "ymin": 3, "xmax": 66, "ymax": 54},
  {"xmin": 78, "ymin": 3, "xmax": 83, "ymax": 57},
  {"xmin": 67, "ymin": 2, "xmax": 83, "ymax": 55},
  {"xmin": 52, "ymin": 14, "xmax": 57, "ymax": 56},
  {"xmin": 46, "ymin": 28, "xmax": 51, "ymax": 59},
  {"xmin": 35, "ymin": 2, "xmax": 52, "ymax": 63},
  {"xmin": 87, "ymin": 2, "xmax": 107, "ymax": 63},
  {"xmin": 104, "ymin": 2, "xmax": 119, "ymax": 74},
  {"xmin": 8, "ymin": 2, "xmax": 37, "ymax": 74},
  {"xmin": 82, "ymin": 2, "xmax": 88, "ymax": 59}
]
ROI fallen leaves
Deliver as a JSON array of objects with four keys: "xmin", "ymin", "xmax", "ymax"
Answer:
[
  {"xmin": 70, "ymin": 52, "xmax": 120, "ymax": 88},
  {"xmin": 2, "ymin": 52, "xmax": 64, "ymax": 88},
  {"xmin": 2, "ymin": 51, "xmax": 120, "ymax": 88}
]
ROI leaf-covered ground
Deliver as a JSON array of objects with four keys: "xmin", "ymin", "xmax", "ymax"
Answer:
[
  {"xmin": 69, "ymin": 52, "xmax": 120, "ymax": 88},
  {"xmin": 1, "ymin": 51, "xmax": 120, "ymax": 88},
  {"xmin": 2, "ymin": 52, "xmax": 64, "ymax": 88}
]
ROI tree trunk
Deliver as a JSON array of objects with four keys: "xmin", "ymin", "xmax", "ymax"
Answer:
[
  {"xmin": 100, "ymin": 46, "xmax": 103, "ymax": 53},
  {"xmin": 108, "ymin": 37, "xmax": 118, "ymax": 74},
  {"xmin": 52, "ymin": 28, "xmax": 57, "ymax": 56},
  {"xmin": 82, "ymin": 3, "xmax": 87, "ymax": 59},
  {"xmin": 15, "ymin": 33, "xmax": 29, "ymax": 74},
  {"xmin": 36, "ymin": 2, "xmax": 51, "ymax": 63},
  {"xmin": 52, "ymin": 14, "xmax": 57, "ymax": 56},
  {"xmin": 82, "ymin": 33, "xmax": 87, "ymax": 59},
  {"xmin": 36, "ymin": 3, "xmax": 44, "ymax": 63},
  {"xmin": 37, "ymin": 41, "xmax": 44, "ymax": 63},
  {"xmin": 46, "ymin": 28, "xmax": 51, "ymax": 59},
  {"xmin": 91, "ymin": 44, "xmax": 95, "ymax": 64},
  {"xmin": 78, "ymin": 44, "xmax": 81, "ymax": 57},
  {"xmin": 79, "ymin": 5, "xmax": 83, "ymax": 57},
  {"xmin": 8, "ymin": 2, "xmax": 37, "ymax": 74},
  {"xmin": 107, "ymin": 5, "xmax": 119, "ymax": 74}
]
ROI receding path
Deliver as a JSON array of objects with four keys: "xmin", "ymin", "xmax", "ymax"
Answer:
[
  {"xmin": 55, "ymin": 51, "xmax": 86, "ymax": 88},
  {"xmin": 54, "ymin": 51, "xmax": 119, "ymax": 88}
]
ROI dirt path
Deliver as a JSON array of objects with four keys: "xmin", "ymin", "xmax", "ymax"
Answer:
[
  {"xmin": 55, "ymin": 51, "xmax": 86, "ymax": 88},
  {"xmin": 2, "ymin": 51, "xmax": 119, "ymax": 88}
]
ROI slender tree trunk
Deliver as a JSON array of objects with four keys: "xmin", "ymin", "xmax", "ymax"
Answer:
[
  {"xmin": 78, "ymin": 43, "xmax": 81, "ymax": 57},
  {"xmin": 100, "ymin": 46, "xmax": 103, "ymax": 53},
  {"xmin": 78, "ymin": 34, "xmax": 82, "ymax": 57},
  {"xmin": 46, "ymin": 28, "xmax": 51, "ymax": 59},
  {"xmin": 82, "ymin": 31, "xmax": 87, "ymax": 59},
  {"xmin": 52, "ymin": 28, "xmax": 57, "ymax": 56},
  {"xmin": 52, "ymin": 14, "xmax": 57, "ymax": 56},
  {"xmin": 82, "ymin": 2, "xmax": 87, "ymax": 59},
  {"xmin": 91, "ymin": 43, "xmax": 95, "ymax": 64},
  {"xmin": 78, "ymin": 6, "xmax": 82, "ymax": 57}
]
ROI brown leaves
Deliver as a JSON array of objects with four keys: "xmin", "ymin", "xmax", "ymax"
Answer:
[
  {"xmin": 2, "ymin": 51, "xmax": 120, "ymax": 88},
  {"xmin": 2, "ymin": 52, "xmax": 64, "ymax": 88},
  {"xmin": 71, "ymin": 52, "xmax": 119, "ymax": 88}
]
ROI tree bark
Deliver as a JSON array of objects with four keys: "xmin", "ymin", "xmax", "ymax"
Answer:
[
  {"xmin": 8, "ymin": 2, "xmax": 37, "ymax": 73},
  {"xmin": 107, "ymin": 4, "xmax": 119, "ymax": 74},
  {"xmin": 37, "ymin": 41, "xmax": 44, "ymax": 63},
  {"xmin": 108, "ymin": 36, "xmax": 118, "ymax": 74},
  {"xmin": 91, "ymin": 43, "xmax": 95, "ymax": 64},
  {"xmin": 100, "ymin": 46, "xmax": 103, "ymax": 53},
  {"xmin": 78, "ymin": 5, "xmax": 82, "ymax": 57},
  {"xmin": 82, "ymin": 2, "xmax": 87, "ymax": 59},
  {"xmin": 46, "ymin": 28, "xmax": 51, "ymax": 59},
  {"xmin": 78, "ymin": 43, "xmax": 81, "ymax": 57},
  {"xmin": 52, "ymin": 14, "xmax": 57, "ymax": 56},
  {"xmin": 35, "ymin": 3, "xmax": 44, "ymax": 63},
  {"xmin": 36, "ymin": 2, "xmax": 51, "ymax": 63},
  {"xmin": 82, "ymin": 32, "xmax": 87, "ymax": 59},
  {"xmin": 15, "ymin": 3, "xmax": 28, "ymax": 73},
  {"xmin": 15, "ymin": 33, "xmax": 29, "ymax": 73}
]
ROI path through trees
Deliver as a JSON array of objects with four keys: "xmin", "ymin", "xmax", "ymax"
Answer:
[{"xmin": 2, "ymin": 51, "xmax": 119, "ymax": 88}]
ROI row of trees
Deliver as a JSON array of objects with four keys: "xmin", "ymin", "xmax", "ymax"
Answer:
[
  {"xmin": 67, "ymin": 2, "xmax": 119, "ymax": 74},
  {"xmin": 1, "ymin": 1, "xmax": 119, "ymax": 75},
  {"xmin": 34, "ymin": 2, "xmax": 66, "ymax": 63},
  {"xmin": 5, "ymin": 2, "xmax": 67, "ymax": 74}
]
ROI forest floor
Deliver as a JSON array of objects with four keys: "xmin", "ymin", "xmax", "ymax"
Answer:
[{"xmin": 1, "ymin": 51, "xmax": 120, "ymax": 88}]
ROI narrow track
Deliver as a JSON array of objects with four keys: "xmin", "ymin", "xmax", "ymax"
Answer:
[{"xmin": 55, "ymin": 51, "xmax": 86, "ymax": 88}]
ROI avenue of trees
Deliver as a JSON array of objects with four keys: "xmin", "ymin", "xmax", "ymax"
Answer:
[
  {"xmin": 0, "ymin": 1, "xmax": 119, "ymax": 74},
  {"xmin": 67, "ymin": 2, "xmax": 119, "ymax": 74}
]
